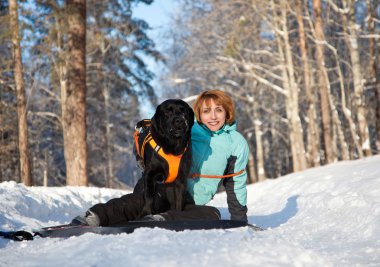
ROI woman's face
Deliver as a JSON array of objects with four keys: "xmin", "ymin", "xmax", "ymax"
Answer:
[{"xmin": 200, "ymin": 99, "xmax": 226, "ymax": 132}]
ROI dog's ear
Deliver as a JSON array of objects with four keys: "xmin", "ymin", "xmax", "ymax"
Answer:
[
  {"xmin": 188, "ymin": 107, "xmax": 195, "ymax": 128},
  {"xmin": 151, "ymin": 103, "xmax": 163, "ymax": 136}
]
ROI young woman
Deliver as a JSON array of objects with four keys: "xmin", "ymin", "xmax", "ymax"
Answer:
[
  {"xmin": 78, "ymin": 90, "xmax": 249, "ymax": 226},
  {"xmin": 185, "ymin": 90, "xmax": 249, "ymax": 221}
]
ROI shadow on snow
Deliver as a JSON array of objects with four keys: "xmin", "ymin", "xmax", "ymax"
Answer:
[{"xmin": 249, "ymin": 195, "xmax": 299, "ymax": 229}]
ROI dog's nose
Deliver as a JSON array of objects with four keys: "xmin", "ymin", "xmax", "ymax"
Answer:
[{"xmin": 173, "ymin": 116, "xmax": 184, "ymax": 125}]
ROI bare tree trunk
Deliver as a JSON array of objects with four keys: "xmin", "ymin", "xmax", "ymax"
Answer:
[
  {"xmin": 254, "ymin": 120, "xmax": 266, "ymax": 181},
  {"xmin": 0, "ymin": 110, "xmax": 3, "ymax": 182},
  {"xmin": 247, "ymin": 150, "xmax": 257, "ymax": 183},
  {"xmin": 366, "ymin": 0, "xmax": 380, "ymax": 151},
  {"xmin": 43, "ymin": 150, "xmax": 48, "ymax": 187},
  {"xmin": 103, "ymin": 85, "xmax": 114, "ymax": 188},
  {"xmin": 295, "ymin": 0, "xmax": 320, "ymax": 167},
  {"xmin": 309, "ymin": 8, "xmax": 358, "ymax": 159},
  {"xmin": 341, "ymin": 0, "xmax": 371, "ymax": 157},
  {"xmin": 9, "ymin": 0, "xmax": 32, "ymax": 186},
  {"xmin": 328, "ymin": 92, "xmax": 350, "ymax": 160},
  {"xmin": 0, "ymin": 85, "xmax": 2, "ymax": 182},
  {"xmin": 274, "ymin": 0, "xmax": 307, "ymax": 172},
  {"xmin": 312, "ymin": 0, "xmax": 335, "ymax": 163},
  {"xmin": 247, "ymin": 100, "xmax": 266, "ymax": 182},
  {"xmin": 63, "ymin": 0, "xmax": 88, "ymax": 186},
  {"xmin": 99, "ymin": 36, "xmax": 115, "ymax": 188}
]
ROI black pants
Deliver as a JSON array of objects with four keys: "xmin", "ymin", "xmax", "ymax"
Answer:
[{"xmin": 89, "ymin": 185, "xmax": 220, "ymax": 226}]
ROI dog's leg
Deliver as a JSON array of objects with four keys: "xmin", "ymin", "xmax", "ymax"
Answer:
[
  {"xmin": 174, "ymin": 179, "xmax": 185, "ymax": 211},
  {"xmin": 136, "ymin": 173, "xmax": 154, "ymax": 219},
  {"xmin": 141, "ymin": 172, "xmax": 166, "ymax": 217}
]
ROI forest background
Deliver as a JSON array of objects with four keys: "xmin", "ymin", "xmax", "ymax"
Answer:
[{"xmin": 0, "ymin": 0, "xmax": 379, "ymax": 189}]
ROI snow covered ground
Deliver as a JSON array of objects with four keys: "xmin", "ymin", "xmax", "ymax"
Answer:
[{"xmin": 1, "ymin": 155, "xmax": 380, "ymax": 267}]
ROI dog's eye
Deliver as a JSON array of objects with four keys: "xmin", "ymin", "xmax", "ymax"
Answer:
[{"xmin": 174, "ymin": 107, "xmax": 185, "ymax": 116}]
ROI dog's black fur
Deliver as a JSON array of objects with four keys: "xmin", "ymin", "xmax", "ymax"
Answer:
[{"xmin": 139, "ymin": 99, "xmax": 194, "ymax": 217}]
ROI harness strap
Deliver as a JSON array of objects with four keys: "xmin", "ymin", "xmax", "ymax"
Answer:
[
  {"xmin": 148, "ymin": 138, "xmax": 185, "ymax": 184},
  {"xmin": 134, "ymin": 120, "xmax": 152, "ymax": 163},
  {"xmin": 190, "ymin": 169, "xmax": 245, "ymax": 179},
  {"xmin": 134, "ymin": 131, "xmax": 141, "ymax": 158},
  {"xmin": 141, "ymin": 133, "xmax": 153, "ymax": 162}
]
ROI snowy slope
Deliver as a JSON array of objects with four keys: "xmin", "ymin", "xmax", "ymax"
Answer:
[{"xmin": 1, "ymin": 156, "xmax": 380, "ymax": 267}]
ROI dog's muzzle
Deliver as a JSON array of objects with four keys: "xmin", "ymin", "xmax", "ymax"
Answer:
[{"xmin": 169, "ymin": 115, "xmax": 188, "ymax": 138}]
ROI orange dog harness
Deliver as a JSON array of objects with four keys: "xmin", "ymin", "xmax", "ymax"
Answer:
[{"xmin": 134, "ymin": 120, "xmax": 186, "ymax": 184}]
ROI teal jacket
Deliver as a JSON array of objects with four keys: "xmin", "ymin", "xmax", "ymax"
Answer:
[{"xmin": 187, "ymin": 122, "xmax": 249, "ymax": 221}]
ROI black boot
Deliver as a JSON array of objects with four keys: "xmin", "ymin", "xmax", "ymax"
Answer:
[{"xmin": 71, "ymin": 210, "xmax": 100, "ymax": 226}]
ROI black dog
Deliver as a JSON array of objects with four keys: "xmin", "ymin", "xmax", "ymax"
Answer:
[{"xmin": 134, "ymin": 99, "xmax": 194, "ymax": 217}]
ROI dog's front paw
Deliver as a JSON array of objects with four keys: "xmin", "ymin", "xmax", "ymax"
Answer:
[
  {"xmin": 140, "ymin": 206, "xmax": 153, "ymax": 217},
  {"xmin": 140, "ymin": 214, "xmax": 166, "ymax": 221}
]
